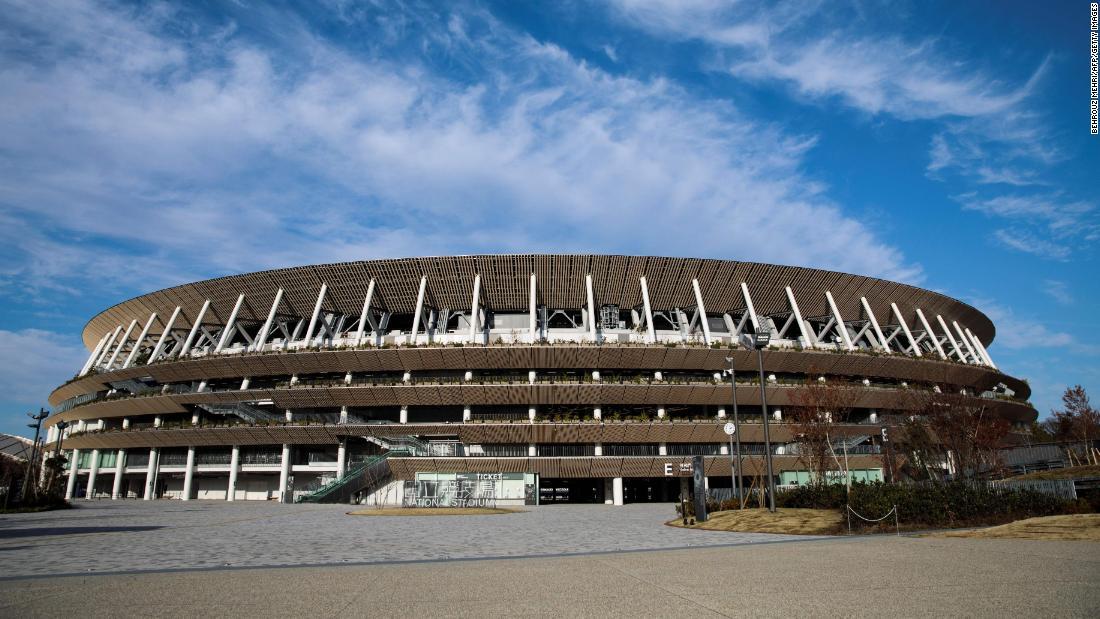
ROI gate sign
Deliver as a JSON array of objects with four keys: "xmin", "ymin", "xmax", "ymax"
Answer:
[{"xmin": 692, "ymin": 455, "xmax": 707, "ymax": 522}]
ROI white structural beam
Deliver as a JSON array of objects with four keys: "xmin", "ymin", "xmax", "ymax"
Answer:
[
  {"xmin": 215, "ymin": 294, "xmax": 246, "ymax": 353},
  {"xmin": 147, "ymin": 306, "xmax": 182, "ymax": 364},
  {"xmin": 254, "ymin": 288, "xmax": 284, "ymax": 352},
  {"xmin": 178, "ymin": 300, "xmax": 211, "ymax": 358},
  {"xmin": 468, "ymin": 274, "xmax": 481, "ymax": 341},
  {"xmin": 122, "ymin": 312, "xmax": 158, "ymax": 369},
  {"xmin": 93, "ymin": 325, "xmax": 124, "ymax": 370},
  {"xmin": 890, "ymin": 303, "xmax": 921, "ymax": 357},
  {"xmin": 353, "ymin": 280, "xmax": 375, "ymax": 345},
  {"xmin": 936, "ymin": 314, "xmax": 965, "ymax": 362},
  {"xmin": 80, "ymin": 334, "xmax": 110, "ymax": 376},
  {"xmin": 825, "ymin": 291, "xmax": 855, "ymax": 350},
  {"xmin": 859, "ymin": 297, "xmax": 889, "ymax": 352},
  {"xmin": 965, "ymin": 328, "xmax": 997, "ymax": 369},
  {"xmin": 105, "ymin": 319, "xmax": 138, "ymax": 370},
  {"xmin": 785, "ymin": 286, "xmax": 813, "ymax": 347},
  {"xmin": 529, "ymin": 272, "xmax": 538, "ymax": 342},
  {"xmin": 740, "ymin": 283, "xmax": 761, "ymax": 333},
  {"xmin": 952, "ymin": 320, "xmax": 979, "ymax": 364},
  {"xmin": 303, "ymin": 283, "xmax": 328, "ymax": 347},
  {"xmin": 639, "ymin": 276, "xmax": 655, "ymax": 344},
  {"xmin": 409, "ymin": 276, "xmax": 427, "ymax": 344},
  {"xmin": 915, "ymin": 309, "xmax": 947, "ymax": 359},
  {"xmin": 586, "ymin": 274, "xmax": 598, "ymax": 342},
  {"xmin": 691, "ymin": 279, "xmax": 712, "ymax": 345}
]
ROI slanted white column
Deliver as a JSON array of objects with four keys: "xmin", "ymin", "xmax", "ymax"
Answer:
[
  {"xmin": 741, "ymin": 283, "xmax": 761, "ymax": 334},
  {"xmin": 936, "ymin": 314, "xmax": 966, "ymax": 362},
  {"xmin": 529, "ymin": 272, "xmax": 538, "ymax": 343},
  {"xmin": 825, "ymin": 291, "xmax": 855, "ymax": 350},
  {"xmin": 85, "ymin": 449, "xmax": 101, "ymax": 500},
  {"xmin": 915, "ymin": 309, "xmax": 947, "ymax": 359},
  {"xmin": 859, "ymin": 297, "xmax": 889, "ymax": 352},
  {"xmin": 181, "ymin": 447, "xmax": 196, "ymax": 500},
  {"xmin": 890, "ymin": 303, "xmax": 921, "ymax": 357},
  {"xmin": 586, "ymin": 273, "xmax": 598, "ymax": 342},
  {"xmin": 254, "ymin": 288, "xmax": 284, "ymax": 352},
  {"xmin": 148, "ymin": 306, "xmax": 182, "ymax": 364},
  {"xmin": 965, "ymin": 328, "xmax": 997, "ymax": 369},
  {"xmin": 178, "ymin": 300, "xmax": 211, "ymax": 358},
  {"xmin": 80, "ymin": 333, "xmax": 110, "ymax": 376},
  {"xmin": 409, "ymin": 276, "xmax": 427, "ymax": 345},
  {"xmin": 640, "ymin": 276, "xmax": 656, "ymax": 343},
  {"xmin": 227, "ymin": 446, "xmax": 239, "ymax": 501},
  {"xmin": 303, "ymin": 283, "xmax": 328, "ymax": 348},
  {"xmin": 111, "ymin": 449, "xmax": 125, "ymax": 499},
  {"xmin": 93, "ymin": 325, "xmax": 124, "ymax": 370},
  {"xmin": 214, "ymin": 294, "xmax": 245, "ymax": 353},
  {"xmin": 468, "ymin": 274, "xmax": 481, "ymax": 342},
  {"xmin": 612, "ymin": 477, "xmax": 624, "ymax": 506},
  {"xmin": 399, "ymin": 406, "xmax": 409, "ymax": 424},
  {"xmin": 122, "ymin": 312, "xmax": 158, "ymax": 368},
  {"xmin": 143, "ymin": 448, "xmax": 158, "ymax": 500},
  {"xmin": 354, "ymin": 280, "xmax": 375, "ymax": 346},
  {"xmin": 240, "ymin": 377, "xmax": 250, "ymax": 390},
  {"xmin": 278, "ymin": 444, "xmax": 292, "ymax": 503},
  {"xmin": 336, "ymin": 441, "xmax": 346, "ymax": 478},
  {"xmin": 786, "ymin": 287, "xmax": 814, "ymax": 347},
  {"xmin": 65, "ymin": 449, "xmax": 80, "ymax": 499},
  {"xmin": 953, "ymin": 321, "xmax": 979, "ymax": 364},
  {"xmin": 691, "ymin": 279, "xmax": 712, "ymax": 345},
  {"xmin": 105, "ymin": 319, "xmax": 138, "ymax": 370}
]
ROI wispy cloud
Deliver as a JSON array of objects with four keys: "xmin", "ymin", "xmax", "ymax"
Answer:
[
  {"xmin": 0, "ymin": 329, "xmax": 87, "ymax": 406},
  {"xmin": 956, "ymin": 193, "xmax": 1096, "ymax": 260},
  {"xmin": 1041, "ymin": 280, "xmax": 1073, "ymax": 306}
]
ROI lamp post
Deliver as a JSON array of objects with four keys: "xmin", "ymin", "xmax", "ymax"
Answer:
[
  {"xmin": 750, "ymin": 322, "xmax": 777, "ymax": 513},
  {"xmin": 22, "ymin": 408, "xmax": 49, "ymax": 502},
  {"xmin": 51, "ymin": 420, "xmax": 70, "ymax": 496},
  {"xmin": 725, "ymin": 357, "xmax": 744, "ymax": 509}
]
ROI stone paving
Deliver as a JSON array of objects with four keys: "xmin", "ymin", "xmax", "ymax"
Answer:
[{"xmin": 0, "ymin": 500, "xmax": 816, "ymax": 578}]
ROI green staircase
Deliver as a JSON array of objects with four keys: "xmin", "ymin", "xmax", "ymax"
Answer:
[{"xmin": 296, "ymin": 449, "xmax": 408, "ymax": 504}]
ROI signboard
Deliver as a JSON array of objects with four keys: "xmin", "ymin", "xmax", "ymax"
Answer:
[
  {"xmin": 663, "ymin": 462, "xmax": 693, "ymax": 476},
  {"xmin": 692, "ymin": 455, "xmax": 707, "ymax": 522}
]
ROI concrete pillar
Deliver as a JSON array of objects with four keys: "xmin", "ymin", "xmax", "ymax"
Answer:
[
  {"xmin": 181, "ymin": 447, "xmax": 196, "ymax": 500},
  {"xmin": 528, "ymin": 443, "xmax": 537, "ymax": 457},
  {"xmin": 594, "ymin": 443, "xmax": 603, "ymax": 456},
  {"xmin": 593, "ymin": 407, "xmax": 602, "ymax": 421},
  {"xmin": 279, "ymin": 444, "xmax": 291, "ymax": 503},
  {"xmin": 657, "ymin": 407, "xmax": 666, "ymax": 419},
  {"xmin": 191, "ymin": 412, "xmax": 200, "ymax": 426},
  {"xmin": 111, "ymin": 449, "xmax": 126, "ymax": 499},
  {"xmin": 344, "ymin": 372, "xmax": 353, "ymax": 385},
  {"xmin": 336, "ymin": 441, "xmax": 346, "ymax": 478},
  {"xmin": 717, "ymin": 407, "xmax": 727, "ymax": 419},
  {"xmin": 592, "ymin": 370, "xmax": 601, "ymax": 382},
  {"xmin": 720, "ymin": 443, "xmax": 729, "ymax": 455},
  {"xmin": 528, "ymin": 370, "xmax": 536, "ymax": 384},
  {"xmin": 658, "ymin": 443, "xmax": 668, "ymax": 456},
  {"xmin": 85, "ymin": 449, "xmax": 101, "ymax": 500},
  {"xmin": 463, "ymin": 406, "xmax": 472, "ymax": 422},
  {"xmin": 144, "ymin": 448, "xmax": 158, "ymax": 500},
  {"xmin": 240, "ymin": 377, "xmax": 251, "ymax": 390},
  {"xmin": 154, "ymin": 416, "xmax": 162, "ymax": 428},
  {"xmin": 612, "ymin": 477, "xmax": 624, "ymax": 506},
  {"xmin": 65, "ymin": 449, "xmax": 80, "ymax": 500},
  {"xmin": 399, "ymin": 406, "xmax": 408, "ymax": 424},
  {"xmin": 122, "ymin": 418, "xmax": 131, "ymax": 429},
  {"xmin": 654, "ymin": 371, "xmax": 663, "ymax": 381},
  {"xmin": 339, "ymin": 406, "xmax": 348, "ymax": 424},
  {"xmin": 227, "ymin": 446, "xmax": 239, "ymax": 501},
  {"xmin": 285, "ymin": 409, "xmax": 293, "ymax": 422},
  {"xmin": 196, "ymin": 380, "xmax": 208, "ymax": 393},
  {"xmin": 528, "ymin": 406, "xmax": 537, "ymax": 423},
  {"xmin": 290, "ymin": 374, "xmax": 299, "ymax": 385},
  {"xmin": 604, "ymin": 479, "xmax": 614, "ymax": 504}
]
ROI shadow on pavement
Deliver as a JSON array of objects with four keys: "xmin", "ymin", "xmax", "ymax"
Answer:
[{"xmin": 0, "ymin": 526, "xmax": 164, "ymax": 539}]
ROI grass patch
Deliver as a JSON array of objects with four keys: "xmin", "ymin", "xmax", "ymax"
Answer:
[
  {"xmin": 347, "ymin": 507, "xmax": 523, "ymax": 516},
  {"xmin": 929, "ymin": 514, "xmax": 1100, "ymax": 541},
  {"xmin": 668, "ymin": 508, "xmax": 844, "ymax": 535},
  {"xmin": 1010, "ymin": 465, "xmax": 1100, "ymax": 481}
]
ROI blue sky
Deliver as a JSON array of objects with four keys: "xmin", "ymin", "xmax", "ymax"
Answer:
[{"xmin": 0, "ymin": 0, "xmax": 1096, "ymax": 436}]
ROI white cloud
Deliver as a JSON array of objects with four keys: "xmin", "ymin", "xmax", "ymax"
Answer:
[
  {"xmin": 602, "ymin": 44, "xmax": 618, "ymax": 62},
  {"xmin": 955, "ymin": 193, "xmax": 1096, "ymax": 259},
  {"xmin": 1041, "ymin": 280, "xmax": 1073, "ymax": 306},
  {"xmin": 991, "ymin": 230, "xmax": 1071, "ymax": 261},
  {"xmin": 0, "ymin": 329, "xmax": 87, "ymax": 407}
]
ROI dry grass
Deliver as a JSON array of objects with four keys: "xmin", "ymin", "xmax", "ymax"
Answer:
[
  {"xmin": 668, "ymin": 508, "xmax": 844, "ymax": 535},
  {"xmin": 347, "ymin": 507, "xmax": 522, "ymax": 516},
  {"xmin": 1010, "ymin": 464, "xmax": 1100, "ymax": 481},
  {"xmin": 930, "ymin": 514, "xmax": 1100, "ymax": 541}
]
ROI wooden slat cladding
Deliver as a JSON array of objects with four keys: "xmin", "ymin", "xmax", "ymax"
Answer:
[{"xmin": 81, "ymin": 255, "xmax": 995, "ymax": 348}]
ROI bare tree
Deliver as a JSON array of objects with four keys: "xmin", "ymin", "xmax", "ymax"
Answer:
[
  {"xmin": 908, "ymin": 387, "xmax": 1010, "ymax": 479},
  {"xmin": 788, "ymin": 376, "xmax": 858, "ymax": 490}
]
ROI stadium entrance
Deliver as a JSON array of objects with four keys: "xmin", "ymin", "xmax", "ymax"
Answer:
[{"xmin": 537, "ymin": 478, "xmax": 604, "ymax": 504}]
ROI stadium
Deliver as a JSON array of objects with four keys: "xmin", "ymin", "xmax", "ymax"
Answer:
[{"xmin": 43, "ymin": 255, "xmax": 1035, "ymax": 506}]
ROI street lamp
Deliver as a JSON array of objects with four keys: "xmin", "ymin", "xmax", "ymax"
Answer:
[
  {"xmin": 748, "ymin": 320, "xmax": 777, "ymax": 513},
  {"xmin": 724, "ymin": 357, "xmax": 743, "ymax": 509},
  {"xmin": 22, "ymin": 408, "xmax": 49, "ymax": 502}
]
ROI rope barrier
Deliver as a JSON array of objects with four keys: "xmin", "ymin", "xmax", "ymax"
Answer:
[{"xmin": 845, "ymin": 504, "xmax": 900, "ymax": 536}]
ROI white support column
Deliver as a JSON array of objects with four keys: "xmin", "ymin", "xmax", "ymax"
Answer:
[
  {"xmin": 860, "ymin": 297, "xmax": 889, "ymax": 352},
  {"xmin": 105, "ymin": 319, "xmax": 138, "ymax": 370},
  {"xmin": 594, "ymin": 443, "xmax": 603, "ymax": 456},
  {"xmin": 717, "ymin": 407, "xmax": 727, "ymax": 419},
  {"xmin": 123, "ymin": 312, "xmax": 158, "ymax": 368},
  {"xmin": 593, "ymin": 407, "xmax": 602, "ymax": 421},
  {"xmin": 80, "ymin": 333, "xmax": 110, "ymax": 376},
  {"xmin": 691, "ymin": 279, "xmax": 712, "ymax": 345},
  {"xmin": 399, "ymin": 406, "xmax": 408, "ymax": 424},
  {"xmin": 215, "ymin": 294, "xmax": 246, "ymax": 353},
  {"xmin": 85, "ymin": 449, "xmax": 100, "ymax": 500},
  {"xmin": 529, "ymin": 272, "xmax": 538, "ymax": 343},
  {"xmin": 143, "ymin": 448, "xmax": 158, "ymax": 500},
  {"xmin": 279, "ymin": 444, "xmax": 291, "ymax": 503},
  {"xmin": 410, "ymin": 276, "xmax": 427, "ymax": 345},
  {"xmin": 740, "ymin": 283, "xmax": 761, "ymax": 333},
  {"xmin": 825, "ymin": 291, "xmax": 855, "ymax": 350},
  {"xmin": 890, "ymin": 303, "xmax": 921, "ymax": 357},
  {"xmin": 93, "ymin": 325, "xmax": 124, "ymax": 370},
  {"xmin": 65, "ymin": 449, "xmax": 81, "ymax": 499},
  {"xmin": 936, "ymin": 314, "xmax": 965, "ymax": 361},
  {"xmin": 528, "ymin": 443, "xmax": 537, "ymax": 457},
  {"xmin": 148, "ymin": 306, "xmax": 182, "ymax": 364},
  {"xmin": 227, "ymin": 446, "xmax": 239, "ymax": 501},
  {"xmin": 658, "ymin": 442, "xmax": 668, "ymax": 456},
  {"xmin": 178, "ymin": 300, "xmax": 211, "ymax": 358},
  {"xmin": 303, "ymin": 283, "xmax": 328, "ymax": 348},
  {"xmin": 965, "ymin": 328, "xmax": 997, "ymax": 369},
  {"xmin": 528, "ymin": 406, "xmax": 537, "ymax": 423},
  {"xmin": 915, "ymin": 309, "xmax": 947, "ymax": 359},
  {"xmin": 354, "ymin": 280, "xmax": 375, "ymax": 345},
  {"xmin": 336, "ymin": 441, "xmax": 346, "ymax": 478},
  {"xmin": 181, "ymin": 447, "xmax": 195, "ymax": 500},
  {"xmin": 339, "ymin": 406, "xmax": 348, "ymax": 424},
  {"xmin": 640, "ymin": 276, "xmax": 656, "ymax": 343},
  {"xmin": 468, "ymin": 274, "xmax": 481, "ymax": 341},
  {"xmin": 254, "ymin": 289, "xmax": 284, "ymax": 352},
  {"xmin": 586, "ymin": 273, "xmax": 598, "ymax": 342},
  {"xmin": 111, "ymin": 449, "xmax": 125, "ymax": 499},
  {"xmin": 657, "ymin": 406, "xmax": 666, "ymax": 419},
  {"xmin": 463, "ymin": 406, "xmax": 472, "ymax": 422},
  {"xmin": 785, "ymin": 287, "xmax": 814, "ymax": 347},
  {"xmin": 612, "ymin": 477, "xmax": 624, "ymax": 506},
  {"xmin": 953, "ymin": 321, "xmax": 979, "ymax": 364}
]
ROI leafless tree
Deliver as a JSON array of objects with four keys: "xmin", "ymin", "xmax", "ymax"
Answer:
[{"xmin": 788, "ymin": 375, "xmax": 858, "ymax": 490}]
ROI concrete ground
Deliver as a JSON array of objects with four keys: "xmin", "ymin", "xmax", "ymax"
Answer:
[{"xmin": 1, "ymin": 501, "xmax": 1097, "ymax": 617}]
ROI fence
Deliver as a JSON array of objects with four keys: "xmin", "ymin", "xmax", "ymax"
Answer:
[{"xmin": 990, "ymin": 479, "xmax": 1077, "ymax": 501}]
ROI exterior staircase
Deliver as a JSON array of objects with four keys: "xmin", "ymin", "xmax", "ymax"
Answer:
[{"xmin": 296, "ymin": 449, "xmax": 408, "ymax": 504}]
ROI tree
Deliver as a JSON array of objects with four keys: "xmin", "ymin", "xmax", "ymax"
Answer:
[
  {"xmin": 908, "ymin": 387, "xmax": 1010, "ymax": 479},
  {"xmin": 1044, "ymin": 385, "xmax": 1099, "ymax": 444},
  {"xmin": 788, "ymin": 376, "xmax": 858, "ymax": 490}
]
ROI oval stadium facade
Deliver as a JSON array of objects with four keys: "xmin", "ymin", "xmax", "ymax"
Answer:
[{"xmin": 46, "ymin": 255, "xmax": 1034, "ymax": 505}]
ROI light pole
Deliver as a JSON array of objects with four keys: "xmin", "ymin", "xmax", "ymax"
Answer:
[
  {"xmin": 51, "ymin": 420, "xmax": 70, "ymax": 496},
  {"xmin": 750, "ymin": 323, "xmax": 777, "ymax": 513},
  {"xmin": 725, "ymin": 357, "xmax": 744, "ymax": 509},
  {"xmin": 21, "ymin": 408, "xmax": 49, "ymax": 502}
]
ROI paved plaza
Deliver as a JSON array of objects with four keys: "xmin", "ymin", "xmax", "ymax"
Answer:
[{"xmin": 1, "ymin": 501, "xmax": 1098, "ymax": 617}]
